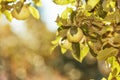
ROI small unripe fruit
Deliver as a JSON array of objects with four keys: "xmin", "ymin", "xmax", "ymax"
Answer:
[
  {"xmin": 67, "ymin": 27, "xmax": 83, "ymax": 43},
  {"xmin": 12, "ymin": 5, "xmax": 30, "ymax": 20},
  {"xmin": 59, "ymin": 38, "xmax": 72, "ymax": 49}
]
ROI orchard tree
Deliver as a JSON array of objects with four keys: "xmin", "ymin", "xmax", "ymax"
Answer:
[
  {"xmin": 1, "ymin": 0, "xmax": 120, "ymax": 80},
  {"xmin": 52, "ymin": 0, "xmax": 120, "ymax": 80}
]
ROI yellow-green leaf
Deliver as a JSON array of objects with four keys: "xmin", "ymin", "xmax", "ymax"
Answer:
[
  {"xmin": 6, "ymin": 0, "xmax": 16, "ymax": 2},
  {"xmin": 53, "ymin": 0, "xmax": 75, "ymax": 5},
  {"xmin": 116, "ymin": 76, "xmax": 120, "ymax": 80},
  {"xmin": 72, "ymin": 42, "xmax": 80, "ymax": 61},
  {"xmin": 33, "ymin": 0, "xmax": 42, "ymax": 6},
  {"xmin": 108, "ymin": 73, "xmax": 113, "ymax": 80},
  {"xmin": 102, "ymin": 0, "xmax": 116, "ymax": 12},
  {"xmin": 107, "ymin": 56, "xmax": 120, "ymax": 80},
  {"xmin": 50, "ymin": 36, "xmax": 61, "ymax": 54},
  {"xmin": 86, "ymin": 0, "xmax": 100, "ymax": 10},
  {"xmin": 4, "ymin": 10, "xmax": 12, "ymax": 21},
  {"xmin": 51, "ymin": 36, "xmax": 61, "ymax": 45},
  {"xmin": 61, "ymin": 7, "xmax": 73, "ymax": 19},
  {"xmin": 14, "ymin": 1, "xmax": 23, "ymax": 13},
  {"xmin": 61, "ymin": 47, "xmax": 67, "ymax": 54},
  {"xmin": 29, "ymin": 6, "xmax": 39, "ymax": 19},
  {"xmin": 80, "ymin": 44, "xmax": 89, "ymax": 62},
  {"xmin": 97, "ymin": 47, "xmax": 118, "ymax": 60}
]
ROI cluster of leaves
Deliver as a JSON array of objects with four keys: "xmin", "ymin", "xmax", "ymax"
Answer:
[
  {"xmin": 0, "ymin": 0, "xmax": 40, "ymax": 21},
  {"xmin": 52, "ymin": 0, "xmax": 120, "ymax": 79}
]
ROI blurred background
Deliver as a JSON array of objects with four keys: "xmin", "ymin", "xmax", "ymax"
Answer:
[{"xmin": 0, "ymin": 0, "xmax": 109, "ymax": 80}]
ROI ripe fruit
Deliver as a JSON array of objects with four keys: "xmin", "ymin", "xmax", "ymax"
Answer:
[
  {"xmin": 98, "ymin": 60, "xmax": 111, "ymax": 77},
  {"xmin": 12, "ymin": 5, "xmax": 30, "ymax": 20},
  {"xmin": 59, "ymin": 37, "xmax": 72, "ymax": 49},
  {"xmin": 67, "ymin": 27, "xmax": 83, "ymax": 43},
  {"xmin": 84, "ymin": 52, "xmax": 97, "ymax": 66}
]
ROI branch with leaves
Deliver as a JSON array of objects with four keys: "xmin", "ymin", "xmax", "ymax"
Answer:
[
  {"xmin": 52, "ymin": 0, "xmax": 120, "ymax": 79},
  {"xmin": 0, "ymin": 0, "xmax": 40, "ymax": 21}
]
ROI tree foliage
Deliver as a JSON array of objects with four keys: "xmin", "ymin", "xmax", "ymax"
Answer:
[
  {"xmin": 0, "ymin": 0, "xmax": 40, "ymax": 21},
  {"xmin": 1, "ymin": 0, "xmax": 120, "ymax": 79},
  {"xmin": 52, "ymin": 0, "xmax": 120, "ymax": 79}
]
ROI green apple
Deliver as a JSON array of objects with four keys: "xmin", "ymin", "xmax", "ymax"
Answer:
[
  {"xmin": 67, "ymin": 27, "xmax": 83, "ymax": 43},
  {"xmin": 12, "ymin": 5, "xmax": 30, "ymax": 20},
  {"xmin": 59, "ymin": 38, "xmax": 72, "ymax": 49},
  {"xmin": 98, "ymin": 60, "xmax": 111, "ymax": 77}
]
